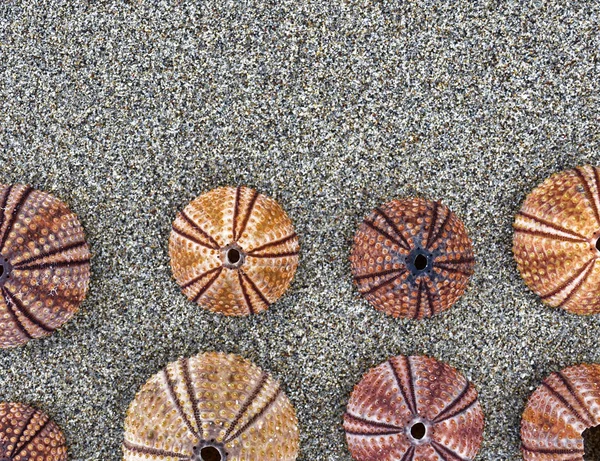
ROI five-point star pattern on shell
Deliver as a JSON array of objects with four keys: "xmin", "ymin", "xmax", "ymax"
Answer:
[
  {"xmin": 513, "ymin": 165, "xmax": 600, "ymax": 314},
  {"xmin": 344, "ymin": 355, "xmax": 484, "ymax": 461},
  {"xmin": 122, "ymin": 352, "xmax": 299, "ymax": 461},
  {"xmin": 350, "ymin": 198, "xmax": 475, "ymax": 319},
  {"xmin": 0, "ymin": 184, "xmax": 91, "ymax": 348},
  {"xmin": 169, "ymin": 186, "xmax": 299, "ymax": 316}
]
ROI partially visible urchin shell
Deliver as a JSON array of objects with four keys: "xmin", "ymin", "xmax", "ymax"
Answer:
[
  {"xmin": 0, "ymin": 184, "xmax": 91, "ymax": 348},
  {"xmin": 513, "ymin": 165, "xmax": 600, "ymax": 314},
  {"xmin": 123, "ymin": 352, "xmax": 299, "ymax": 461},
  {"xmin": 344, "ymin": 355, "xmax": 484, "ymax": 461},
  {"xmin": 521, "ymin": 363, "xmax": 600, "ymax": 460},
  {"xmin": 169, "ymin": 186, "xmax": 299, "ymax": 316},
  {"xmin": 0, "ymin": 401, "xmax": 67, "ymax": 460},
  {"xmin": 350, "ymin": 198, "xmax": 475, "ymax": 319}
]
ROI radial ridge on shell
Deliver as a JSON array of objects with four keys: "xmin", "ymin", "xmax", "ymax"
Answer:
[
  {"xmin": 350, "ymin": 198, "xmax": 475, "ymax": 319},
  {"xmin": 513, "ymin": 165, "xmax": 600, "ymax": 314},
  {"xmin": 521, "ymin": 363, "xmax": 600, "ymax": 460},
  {"xmin": 344, "ymin": 355, "xmax": 484, "ymax": 461},
  {"xmin": 122, "ymin": 352, "xmax": 299, "ymax": 461},
  {"xmin": 0, "ymin": 184, "xmax": 91, "ymax": 348},
  {"xmin": 169, "ymin": 186, "xmax": 299, "ymax": 316},
  {"xmin": 0, "ymin": 401, "xmax": 67, "ymax": 460}
]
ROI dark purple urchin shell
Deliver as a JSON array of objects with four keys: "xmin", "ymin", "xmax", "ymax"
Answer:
[
  {"xmin": 350, "ymin": 198, "xmax": 475, "ymax": 319},
  {"xmin": 344, "ymin": 355, "xmax": 485, "ymax": 461},
  {"xmin": 0, "ymin": 184, "xmax": 91, "ymax": 348}
]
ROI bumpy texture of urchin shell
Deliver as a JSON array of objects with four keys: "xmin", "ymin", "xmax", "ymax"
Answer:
[
  {"xmin": 513, "ymin": 165, "xmax": 600, "ymax": 314},
  {"xmin": 344, "ymin": 355, "xmax": 484, "ymax": 461},
  {"xmin": 521, "ymin": 363, "xmax": 600, "ymax": 460},
  {"xmin": 122, "ymin": 352, "xmax": 299, "ymax": 461},
  {"xmin": 350, "ymin": 198, "xmax": 475, "ymax": 319},
  {"xmin": 169, "ymin": 186, "xmax": 299, "ymax": 316},
  {"xmin": 0, "ymin": 401, "xmax": 67, "ymax": 460},
  {"xmin": 0, "ymin": 184, "xmax": 91, "ymax": 348}
]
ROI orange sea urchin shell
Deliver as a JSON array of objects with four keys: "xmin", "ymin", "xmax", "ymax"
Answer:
[
  {"xmin": 0, "ymin": 184, "xmax": 90, "ymax": 348},
  {"xmin": 169, "ymin": 186, "xmax": 299, "ymax": 316},
  {"xmin": 350, "ymin": 198, "xmax": 475, "ymax": 319},
  {"xmin": 521, "ymin": 363, "xmax": 600, "ymax": 460},
  {"xmin": 344, "ymin": 355, "xmax": 484, "ymax": 461},
  {"xmin": 122, "ymin": 351, "xmax": 300, "ymax": 461},
  {"xmin": 513, "ymin": 165, "xmax": 600, "ymax": 314},
  {"xmin": 0, "ymin": 401, "xmax": 67, "ymax": 460}
]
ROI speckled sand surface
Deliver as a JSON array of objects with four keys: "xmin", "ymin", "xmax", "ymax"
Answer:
[{"xmin": 0, "ymin": 1, "xmax": 600, "ymax": 460}]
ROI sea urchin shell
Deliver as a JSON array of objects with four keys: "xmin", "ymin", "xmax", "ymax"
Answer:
[
  {"xmin": 513, "ymin": 165, "xmax": 600, "ymax": 314},
  {"xmin": 123, "ymin": 352, "xmax": 299, "ymax": 461},
  {"xmin": 521, "ymin": 363, "xmax": 600, "ymax": 460},
  {"xmin": 350, "ymin": 198, "xmax": 475, "ymax": 319},
  {"xmin": 0, "ymin": 184, "xmax": 90, "ymax": 348},
  {"xmin": 344, "ymin": 355, "xmax": 484, "ymax": 461},
  {"xmin": 169, "ymin": 186, "xmax": 299, "ymax": 316},
  {"xmin": 0, "ymin": 401, "xmax": 67, "ymax": 460}
]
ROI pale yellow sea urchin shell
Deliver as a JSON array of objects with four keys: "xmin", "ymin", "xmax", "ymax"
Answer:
[
  {"xmin": 0, "ymin": 401, "xmax": 67, "ymax": 460},
  {"xmin": 122, "ymin": 352, "xmax": 299, "ymax": 461},
  {"xmin": 513, "ymin": 165, "xmax": 600, "ymax": 314},
  {"xmin": 169, "ymin": 186, "xmax": 299, "ymax": 316},
  {"xmin": 0, "ymin": 184, "xmax": 91, "ymax": 348}
]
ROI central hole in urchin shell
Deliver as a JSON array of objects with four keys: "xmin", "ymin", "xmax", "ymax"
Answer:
[
  {"xmin": 595, "ymin": 238, "xmax": 600, "ymax": 253},
  {"xmin": 414, "ymin": 254, "xmax": 428, "ymax": 271},
  {"xmin": 410, "ymin": 422, "xmax": 426, "ymax": 440},
  {"xmin": 584, "ymin": 425, "xmax": 600, "ymax": 460},
  {"xmin": 222, "ymin": 244, "xmax": 245, "ymax": 268},
  {"xmin": 226, "ymin": 248, "xmax": 241, "ymax": 264},
  {"xmin": 200, "ymin": 447, "xmax": 222, "ymax": 461}
]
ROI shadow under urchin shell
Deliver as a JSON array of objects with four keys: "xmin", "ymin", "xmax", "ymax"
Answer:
[
  {"xmin": 343, "ymin": 355, "xmax": 484, "ymax": 461},
  {"xmin": 122, "ymin": 351, "xmax": 299, "ymax": 461},
  {"xmin": 521, "ymin": 363, "xmax": 600, "ymax": 461},
  {"xmin": 0, "ymin": 184, "xmax": 91, "ymax": 348},
  {"xmin": 0, "ymin": 401, "xmax": 67, "ymax": 460},
  {"xmin": 350, "ymin": 198, "xmax": 475, "ymax": 319},
  {"xmin": 169, "ymin": 186, "xmax": 299, "ymax": 316},
  {"xmin": 513, "ymin": 164, "xmax": 600, "ymax": 314}
]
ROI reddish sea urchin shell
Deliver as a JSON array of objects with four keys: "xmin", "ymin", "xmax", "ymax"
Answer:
[
  {"xmin": 169, "ymin": 186, "xmax": 299, "ymax": 316},
  {"xmin": 350, "ymin": 198, "xmax": 475, "ymax": 319},
  {"xmin": 521, "ymin": 363, "xmax": 600, "ymax": 460},
  {"xmin": 122, "ymin": 352, "xmax": 299, "ymax": 461},
  {"xmin": 0, "ymin": 184, "xmax": 90, "ymax": 348},
  {"xmin": 0, "ymin": 401, "xmax": 67, "ymax": 460},
  {"xmin": 344, "ymin": 355, "xmax": 484, "ymax": 461},
  {"xmin": 513, "ymin": 165, "xmax": 600, "ymax": 314}
]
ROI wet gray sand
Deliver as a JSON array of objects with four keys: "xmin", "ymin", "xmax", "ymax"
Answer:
[{"xmin": 1, "ymin": 1, "xmax": 600, "ymax": 459}]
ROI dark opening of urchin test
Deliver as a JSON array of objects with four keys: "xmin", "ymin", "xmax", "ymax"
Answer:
[
  {"xmin": 583, "ymin": 424, "xmax": 600, "ymax": 460},
  {"xmin": 411, "ymin": 422, "xmax": 426, "ymax": 440},
  {"xmin": 227, "ymin": 248, "xmax": 241, "ymax": 264},
  {"xmin": 596, "ymin": 238, "xmax": 600, "ymax": 252},
  {"xmin": 414, "ymin": 254, "xmax": 428, "ymax": 271},
  {"xmin": 0, "ymin": 265, "xmax": 4, "ymax": 277},
  {"xmin": 200, "ymin": 446, "xmax": 222, "ymax": 461}
]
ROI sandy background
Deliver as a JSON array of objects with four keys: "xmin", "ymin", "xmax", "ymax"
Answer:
[{"xmin": 1, "ymin": 1, "xmax": 600, "ymax": 459}]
